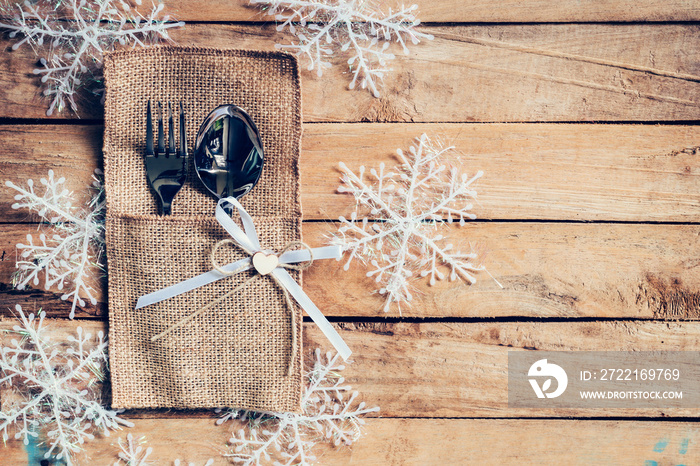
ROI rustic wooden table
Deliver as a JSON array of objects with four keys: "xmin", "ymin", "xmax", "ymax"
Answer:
[{"xmin": 1, "ymin": 1, "xmax": 699, "ymax": 464}]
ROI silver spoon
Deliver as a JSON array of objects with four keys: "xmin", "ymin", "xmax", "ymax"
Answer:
[{"xmin": 193, "ymin": 105, "xmax": 264, "ymax": 201}]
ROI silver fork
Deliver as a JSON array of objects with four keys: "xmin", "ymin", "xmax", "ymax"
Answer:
[{"xmin": 145, "ymin": 101, "xmax": 187, "ymax": 215}]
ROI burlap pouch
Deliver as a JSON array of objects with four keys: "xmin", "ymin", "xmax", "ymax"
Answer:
[{"xmin": 103, "ymin": 47, "xmax": 303, "ymax": 412}]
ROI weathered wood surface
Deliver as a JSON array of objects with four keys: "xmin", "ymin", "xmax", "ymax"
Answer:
[
  {"xmin": 1, "ymin": 1, "xmax": 699, "ymax": 464},
  {"xmin": 6, "ymin": 0, "xmax": 700, "ymax": 23},
  {"xmin": 2, "ymin": 418, "xmax": 699, "ymax": 465},
  {"xmin": 303, "ymin": 123, "xmax": 700, "ymax": 222},
  {"xmin": 168, "ymin": 0, "xmax": 700, "ymax": 23},
  {"xmin": 3, "ymin": 221, "xmax": 699, "ymax": 319},
  {"xmin": 3, "ymin": 319, "xmax": 700, "ymax": 418},
  {"xmin": 2, "ymin": 122, "xmax": 698, "ymax": 319},
  {"xmin": 1, "ymin": 24, "xmax": 699, "ymax": 121},
  {"xmin": 2, "ymin": 124, "xmax": 699, "ymax": 223},
  {"xmin": 305, "ymin": 223, "xmax": 700, "ymax": 319}
]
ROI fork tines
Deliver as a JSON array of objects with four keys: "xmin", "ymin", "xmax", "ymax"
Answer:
[
  {"xmin": 179, "ymin": 102, "xmax": 187, "ymax": 159},
  {"xmin": 145, "ymin": 100, "xmax": 188, "ymax": 215},
  {"xmin": 146, "ymin": 100, "xmax": 187, "ymax": 158}
]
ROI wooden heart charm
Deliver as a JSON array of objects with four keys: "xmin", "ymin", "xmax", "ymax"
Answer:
[{"xmin": 252, "ymin": 251, "xmax": 279, "ymax": 275}]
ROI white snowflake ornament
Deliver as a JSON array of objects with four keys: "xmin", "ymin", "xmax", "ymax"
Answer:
[
  {"xmin": 113, "ymin": 433, "xmax": 215, "ymax": 466},
  {"xmin": 0, "ymin": 0, "xmax": 184, "ymax": 115},
  {"xmin": 6, "ymin": 169, "xmax": 105, "ymax": 319},
  {"xmin": 0, "ymin": 305, "xmax": 133, "ymax": 465},
  {"xmin": 114, "ymin": 434, "xmax": 154, "ymax": 466},
  {"xmin": 224, "ymin": 348, "xmax": 379, "ymax": 465},
  {"xmin": 333, "ymin": 134, "xmax": 486, "ymax": 313},
  {"xmin": 252, "ymin": 0, "xmax": 433, "ymax": 97}
]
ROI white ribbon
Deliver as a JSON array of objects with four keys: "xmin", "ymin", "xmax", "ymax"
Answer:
[{"xmin": 136, "ymin": 197, "xmax": 351, "ymax": 361}]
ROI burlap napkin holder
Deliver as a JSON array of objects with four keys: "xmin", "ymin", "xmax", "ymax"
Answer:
[{"xmin": 103, "ymin": 47, "xmax": 304, "ymax": 412}]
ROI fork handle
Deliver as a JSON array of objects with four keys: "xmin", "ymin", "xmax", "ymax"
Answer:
[{"xmin": 161, "ymin": 199, "xmax": 172, "ymax": 215}]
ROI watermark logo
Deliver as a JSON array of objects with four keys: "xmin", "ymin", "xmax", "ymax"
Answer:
[
  {"xmin": 509, "ymin": 351, "xmax": 697, "ymax": 408},
  {"xmin": 528, "ymin": 359, "xmax": 568, "ymax": 398}
]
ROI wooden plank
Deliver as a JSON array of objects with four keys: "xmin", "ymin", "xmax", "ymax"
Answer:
[
  {"xmin": 3, "ymin": 221, "xmax": 698, "ymax": 319},
  {"xmin": 2, "ymin": 124, "xmax": 699, "ymax": 223},
  {"xmin": 0, "ymin": 125, "xmax": 103, "ymax": 221},
  {"xmin": 304, "ymin": 222, "xmax": 700, "ymax": 319},
  {"xmin": 4, "ymin": 0, "xmax": 700, "ymax": 26},
  {"xmin": 1, "ymin": 418, "xmax": 699, "ymax": 465},
  {"xmin": 0, "ymin": 24, "xmax": 698, "ymax": 121},
  {"xmin": 318, "ymin": 320, "xmax": 700, "ymax": 417},
  {"xmin": 2, "ymin": 123, "xmax": 697, "ymax": 319},
  {"xmin": 3, "ymin": 319, "xmax": 700, "ymax": 417},
  {"xmin": 301, "ymin": 123, "xmax": 700, "ymax": 222},
  {"xmin": 165, "ymin": 0, "xmax": 700, "ymax": 23}
]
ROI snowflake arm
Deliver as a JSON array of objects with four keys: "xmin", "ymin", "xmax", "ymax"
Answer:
[
  {"xmin": 416, "ymin": 231, "xmax": 480, "ymax": 285},
  {"xmin": 332, "ymin": 134, "xmax": 488, "ymax": 313},
  {"xmin": 338, "ymin": 162, "xmax": 403, "ymax": 221},
  {"xmin": 6, "ymin": 170, "xmax": 105, "ymax": 318},
  {"xmin": 251, "ymin": 0, "xmax": 432, "ymax": 97},
  {"xmin": 334, "ymin": 216, "xmax": 403, "ymax": 271},
  {"xmin": 1, "ymin": 305, "xmax": 133, "ymax": 465},
  {"xmin": 113, "ymin": 433, "xmax": 154, "ymax": 466},
  {"xmin": 0, "ymin": 0, "xmax": 184, "ymax": 115},
  {"xmin": 112, "ymin": 434, "xmax": 216, "ymax": 466},
  {"xmin": 416, "ymin": 169, "xmax": 483, "ymax": 225},
  {"xmin": 224, "ymin": 348, "xmax": 379, "ymax": 465}
]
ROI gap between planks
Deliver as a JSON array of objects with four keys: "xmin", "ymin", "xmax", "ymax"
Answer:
[
  {"xmin": 3, "ymin": 221, "xmax": 699, "ymax": 320},
  {"xmin": 1, "ymin": 418, "xmax": 698, "ymax": 465},
  {"xmin": 0, "ymin": 24, "xmax": 699, "ymax": 121},
  {"xmin": 0, "ymin": 123, "xmax": 697, "ymax": 319},
  {"xmin": 2, "ymin": 318, "xmax": 700, "ymax": 419},
  {"xmin": 1, "ymin": 123, "xmax": 698, "ymax": 222}
]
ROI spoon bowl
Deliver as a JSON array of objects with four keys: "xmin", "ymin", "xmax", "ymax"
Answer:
[{"xmin": 194, "ymin": 105, "xmax": 264, "ymax": 200}]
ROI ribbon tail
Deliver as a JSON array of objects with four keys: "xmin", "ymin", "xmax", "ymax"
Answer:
[
  {"xmin": 135, "ymin": 258, "xmax": 251, "ymax": 309},
  {"xmin": 272, "ymin": 268, "xmax": 352, "ymax": 361}
]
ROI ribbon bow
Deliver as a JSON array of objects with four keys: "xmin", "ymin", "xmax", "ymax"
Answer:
[{"xmin": 136, "ymin": 197, "xmax": 351, "ymax": 372}]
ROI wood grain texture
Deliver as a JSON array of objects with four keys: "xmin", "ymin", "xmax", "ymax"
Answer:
[
  {"xmin": 316, "ymin": 320, "xmax": 700, "ymax": 417},
  {"xmin": 3, "ymin": 221, "xmax": 698, "ymax": 319},
  {"xmin": 3, "ymin": 318, "xmax": 700, "ymax": 417},
  {"xmin": 5, "ymin": 0, "xmax": 700, "ymax": 23},
  {"xmin": 1, "ymin": 1, "xmax": 697, "ymax": 462},
  {"xmin": 304, "ymin": 222, "xmax": 700, "ymax": 319},
  {"xmin": 1, "ymin": 23, "xmax": 698, "ymax": 121},
  {"xmin": 1, "ymin": 418, "xmax": 698, "ymax": 465},
  {"xmin": 301, "ymin": 123, "xmax": 700, "ymax": 222},
  {"xmin": 0, "ymin": 125, "xmax": 103, "ymax": 221},
  {"xmin": 1, "ymin": 124, "xmax": 698, "ymax": 317},
  {"xmin": 2, "ymin": 124, "xmax": 699, "ymax": 223},
  {"xmin": 167, "ymin": 0, "xmax": 700, "ymax": 23}
]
